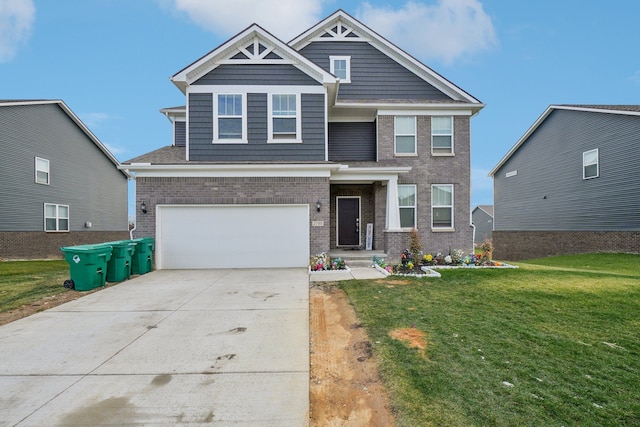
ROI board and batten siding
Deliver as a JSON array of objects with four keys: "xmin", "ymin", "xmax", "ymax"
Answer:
[
  {"xmin": 188, "ymin": 93, "xmax": 325, "ymax": 161},
  {"xmin": 494, "ymin": 109, "xmax": 640, "ymax": 231},
  {"xmin": 0, "ymin": 103, "xmax": 128, "ymax": 232},
  {"xmin": 298, "ymin": 41, "xmax": 452, "ymax": 101},
  {"xmin": 328, "ymin": 121, "xmax": 376, "ymax": 161}
]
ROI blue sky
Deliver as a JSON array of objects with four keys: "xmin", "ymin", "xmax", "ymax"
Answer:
[{"xmin": 2, "ymin": 0, "xmax": 639, "ymax": 217}]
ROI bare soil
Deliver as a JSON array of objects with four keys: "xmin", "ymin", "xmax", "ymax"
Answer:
[
  {"xmin": 310, "ymin": 284, "xmax": 396, "ymax": 426},
  {"xmin": 1, "ymin": 282, "xmax": 397, "ymax": 426}
]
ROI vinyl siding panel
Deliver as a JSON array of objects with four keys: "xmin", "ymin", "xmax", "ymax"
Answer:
[
  {"xmin": 0, "ymin": 104, "xmax": 128, "ymax": 232},
  {"xmin": 298, "ymin": 41, "xmax": 452, "ymax": 101},
  {"xmin": 188, "ymin": 93, "xmax": 326, "ymax": 161},
  {"xmin": 328, "ymin": 122, "xmax": 376, "ymax": 161},
  {"xmin": 494, "ymin": 109, "xmax": 640, "ymax": 231},
  {"xmin": 174, "ymin": 121, "xmax": 186, "ymax": 146},
  {"xmin": 193, "ymin": 64, "xmax": 321, "ymax": 86}
]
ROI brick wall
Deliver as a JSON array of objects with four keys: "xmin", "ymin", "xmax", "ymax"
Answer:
[
  {"xmin": 0, "ymin": 231, "xmax": 130, "ymax": 260},
  {"xmin": 493, "ymin": 231, "xmax": 640, "ymax": 261},
  {"xmin": 135, "ymin": 176, "xmax": 330, "ymax": 256}
]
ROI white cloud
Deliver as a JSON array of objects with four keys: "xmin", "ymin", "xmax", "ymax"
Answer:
[
  {"xmin": 79, "ymin": 112, "xmax": 113, "ymax": 128},
  {"xmin": 172, "ymin": 0, "xmax": 324, "ymax": 41},
  {"xmin": 357, "ymin": 0, "xmax": 497, "ymax": 65},
  {"xmin": 0, "ymin": 0, "xmax": 35, "ymax": 62}
]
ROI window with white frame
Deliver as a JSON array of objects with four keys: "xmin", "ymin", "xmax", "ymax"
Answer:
[
  {"xmin": 215, "ymin": 94, "xmax": 245, "ymax": 142},
  {"xmin": 44, "ymin": 203, "xmax": 69, "ymax": 232},
  {"xmin": 35, "ymin": 157, "xmax": 50, "ymax": 185},
  {"xmin": 583, "ymin": 148, "xmax": 599, "ymax": 179},
  {"xmin": 398, "ymin": 184, "xmax": 416, "ymax": 228},
  {"xmin": 269, "ymin": 94, "xmax": 299, "ymax": 142},
  {"xmin": 432, "ymin": 116, "xmax": 453, "ymax": 154},
  {"xmin": 395, "ymin": 116, "xmax": 416, "ymax": 155},
  {"xmin": 431, "ymin": 184, "xmax": 453, "ymax": 229},
  {"xmin": 330, "ymin": 56, "xmax": 351, "ymax": 83}
]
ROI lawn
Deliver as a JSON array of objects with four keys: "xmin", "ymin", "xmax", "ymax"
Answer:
[
  {"xmin": 0, "ymin": 260, "xmax": 70, "ymax": 313},
  {"xmin": 339, "ymin": 253, "xmax": 640, "ymax": 426}
]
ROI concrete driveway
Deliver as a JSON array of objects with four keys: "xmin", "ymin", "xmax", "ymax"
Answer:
[{"xmin": 0, "ymin": 269, "xmax": 309, "ymax": 426}]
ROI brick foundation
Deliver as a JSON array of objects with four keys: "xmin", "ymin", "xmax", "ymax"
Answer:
[
  {"xmin": 0, "ymin": 231, "xmax": 131, "ymax": 260},
  {"xmin": 493, "ymin": 231, "xmax": 640, "ymax": 261}
]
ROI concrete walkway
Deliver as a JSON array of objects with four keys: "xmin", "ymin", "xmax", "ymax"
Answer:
[
  {"xmin": 309, "ymin": 265, "xmax": 387, "ymax": 283},
  {"xmin": 0, "ymin": 269, "xmax": 309, "ymax": 426}
]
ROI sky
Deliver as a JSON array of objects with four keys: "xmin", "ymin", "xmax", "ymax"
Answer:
[{"xmin": 2, "ymin": 0, "xmax": 640, "ymax": 218}]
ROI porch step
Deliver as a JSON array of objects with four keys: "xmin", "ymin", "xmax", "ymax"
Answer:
[{"xmin": 329, "ymin": 249, "xmax": 387, "ymax": 268}]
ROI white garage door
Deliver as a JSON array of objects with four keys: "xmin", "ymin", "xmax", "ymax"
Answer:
[{"xmin": 156, "ymin": 204, "xmax": 309, "ymax": 269}]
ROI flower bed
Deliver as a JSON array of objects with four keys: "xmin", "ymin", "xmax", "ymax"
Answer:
[{"xmin": 308, "ymin": 253, "xmax": 349, "ymax": 275}]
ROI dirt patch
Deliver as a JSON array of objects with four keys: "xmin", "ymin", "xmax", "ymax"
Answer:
[
  {"xmin": 310, "ymin": 285, "xmax": 396, "ymax": 426},
  {"xmin": 389, "ymin": 327, "xmax": 427, "ymax": 356}
]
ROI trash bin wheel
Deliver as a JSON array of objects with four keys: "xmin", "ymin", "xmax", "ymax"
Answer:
[{"xmin": 63, "ymin": 279, "xmax": 75, "ymax": 290}]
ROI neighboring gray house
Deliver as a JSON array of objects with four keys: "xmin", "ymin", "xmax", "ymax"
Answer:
[
  {"xmin": 123, "ymin": 10, "xmax": 484, "ymax": 269},
  {"xmin": 489, "ymin": 105, "xmax": 640, "ymax": 260},
  {"xmin": 472, "ymin": 205, "xmax": 493, "ymax": 246},
  {"xmin": 0, "ymin": 100, "xmax": 130, "ymax": 259}
]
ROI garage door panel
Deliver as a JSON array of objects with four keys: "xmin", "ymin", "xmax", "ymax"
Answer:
[{"xmin": 158, "ymin": 205, "xmax": 309, "ymax": 269}]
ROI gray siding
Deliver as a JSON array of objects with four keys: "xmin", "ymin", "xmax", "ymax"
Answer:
[
  {"xmin": 328, "ymin": 122, "xmax": 376, "ymax": 161},
  {"xmin": 188, "ymin": 93, "xmax": 326, "ymax": 161},
  {"xmin": 174, "ymin": 121, "xmax": 186, "ymax": 146},
  {"xmin": 298, "ymin": 41, "xmax": 452, "ymax": 101},
  {"xmin": 472, "ymin": 208, "xmax": 493, "ymax": 244},
  {"xmin": 193, "ymin": 64, "xmax": 321, "ymax": 86},
  {"xmin": 494, "ymin": 109, "xmax": 640, "ymax": 231},
  {"xmin": 0, "ymin": 103, "xmax": 128, "ymax": 232}
]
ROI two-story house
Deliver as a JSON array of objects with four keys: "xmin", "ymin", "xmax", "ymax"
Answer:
[
  {"xmin": 489, "ymin": 105, "xmax": 640, "ymax": 260},
  {"xmin": 123, "ymin": 10, "xmax": 484, "ymax": 269},
  {"xmin": 0, "ymin": 100, "xmax": 130, "ymax": 259}
]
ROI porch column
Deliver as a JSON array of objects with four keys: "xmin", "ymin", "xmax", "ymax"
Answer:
[{"xmin": 385, "ymin": 176, "xmax": 402, "ymax": 231}]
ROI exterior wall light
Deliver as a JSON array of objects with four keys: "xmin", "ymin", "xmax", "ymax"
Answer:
[
  {"xmin": 316, "ymin": 200, "xmax": 321, "ymax": 212},
  {"xmin": 141, "ymin": 201, "xmax": 147, "ymax": 214}
]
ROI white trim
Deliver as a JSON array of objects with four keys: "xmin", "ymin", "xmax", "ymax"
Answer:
[
  {"xmin": 35, "ymin": 157, "xmax": 50, "ymax": 185},
  {"xmin": 431, "ymin": 184, "xmax": 454, "ymax": 230},
  {"xmin": 394, "ymin": 115, "xmax": 417, "ymax": 155},
  {"xmin": 330, "ymin": 55, "xmax": 351, "ymax": 83},
  {"xmin": 398, "ymin": 183, "xmax": 417, "ymax": 229},
  {"xmin": 336, "ymin": 196, "xmax": 361, "ymax": 247},
  {"xmin": 267, "ymin": 93, "xmax": 302, "ymax": 143},
  {"xmin": 213, "ymin": 93, "xmax": 247, "ymax": 143},
  {"xmin": 44, "ymin": 203, "xmax": 69, "ymax": 232},
  {"xmin": 583, "ymin": 148, "xmax": 599, "ymax": 179},
  {"xmin": 378, "ymin": 108, "xmax": 473, "ymax": 116},
  {"xmin": 124, "ymin": 163, "xmax": 340, "ymax": 178},
  {"xmin": 330, "ymin": 165, "xmax": 411, "ymax": 183}
]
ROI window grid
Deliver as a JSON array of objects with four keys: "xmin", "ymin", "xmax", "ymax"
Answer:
[
  {"xmin": 330, "ymin": 56, "xmax": 351, "ymax": 83},
  {"xmin": 272, "ymin": 94, "xmax": 297, "ymax": 140},
  {"xmin": 216, "ymin": 94, "xmax": 244, "ymax": 141}
]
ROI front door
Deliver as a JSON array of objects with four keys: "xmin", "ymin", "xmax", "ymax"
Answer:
[{"xmin": 337, "ymin": 197, "xmax": 360, "ymax": 246}]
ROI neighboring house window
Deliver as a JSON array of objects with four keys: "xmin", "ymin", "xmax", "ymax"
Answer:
[
  {"xmin": 44, "ymin": 203, "xmax": 69, "ymax": 232},
  {"xmin": 432, "ymin": 116, "xmax": 453, "ymax": 154},
  {"xmin": 215, "ymin": 94, "xmax": 246, "ymax": 142},
  {"xmin": 398, "ymin": 184, "xmax": 416, "ymax": 228},
  {"xmin": 583, "ymin": 148, "xmax": 599, "ymax": 179},
  {"xmin": 330, "ymin": 56, "xmax": 351, "ymax": 83},
  {"xmin": 35, "ymin": 157, "xmax": 50, "ymax": 185},
  {"xmin": 432, "ymin": 184, "xmax": 453, "ymax": 229},
  {"xmin": 269, "ymin": 94, "xmax": 300, "ymax": 142},
  {"xmin": 395, "ymin": 116, "xmax": 416, "ymax": 155}
]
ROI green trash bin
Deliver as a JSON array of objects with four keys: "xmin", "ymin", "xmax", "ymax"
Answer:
[
  {"xmin": 102, "ymin": 240, "xmax": 137, "ymax": 282},
  {"xmin": 60, "ymin": 245, "xmax": 113, "ymax": 291},
  {"xmin": 131, "ymin": 237, "xmax": 155, "ymax": 275}
]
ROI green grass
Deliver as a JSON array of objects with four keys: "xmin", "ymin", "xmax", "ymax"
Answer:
[
  {"xmin": 339, "ymin": 253, "xmax": 640, "ymax": 426},
  {"xmin": 0, "ymin": 260, "xmax": 71, "ymax": 312}
]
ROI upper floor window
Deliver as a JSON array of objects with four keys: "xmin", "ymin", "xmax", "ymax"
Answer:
[
  {"xmin": 583, "ymin": 148, "xmax": 599, "ymax": 179},
  {"xmin": 395, "ymin": 116, "xmax": 416, "ymax": 155},
  {"xmin": 214, "ymin": 94, "xmax": 246, "ymax": 143},
  {"xmin": 269, "ymin": 94, "xmax": 300, "ymax": 142},
  {"xmin": 35, "ymin": 157, "xmax": 50, "ymax": 185},
  {"xmin": 44, "ymin": 203, "xmax": 69, "ymax": 232},
  {"xmin": 398, "ymin": 184, "xmax": 416, "ymax": 228},
  {"xmin": 432, "ymin": 184, "xmax": 454, "ymax": 229},
  {"xmin": 330, "ymin": 56, "xmax": 351, "ymax": 83},
  {"xmin": 432, "ymin": 116, "xmax": 453, "ymax": 155}
]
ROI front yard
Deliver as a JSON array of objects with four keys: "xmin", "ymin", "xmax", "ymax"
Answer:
[{"xmin": 339, "ymin": 253, "xmax": 640, "ymax": 426}]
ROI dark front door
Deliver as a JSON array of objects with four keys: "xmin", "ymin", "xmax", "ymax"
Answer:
[{"xmin": 337, "ymin": 197, "xmax": 360, "ymax": 246}]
